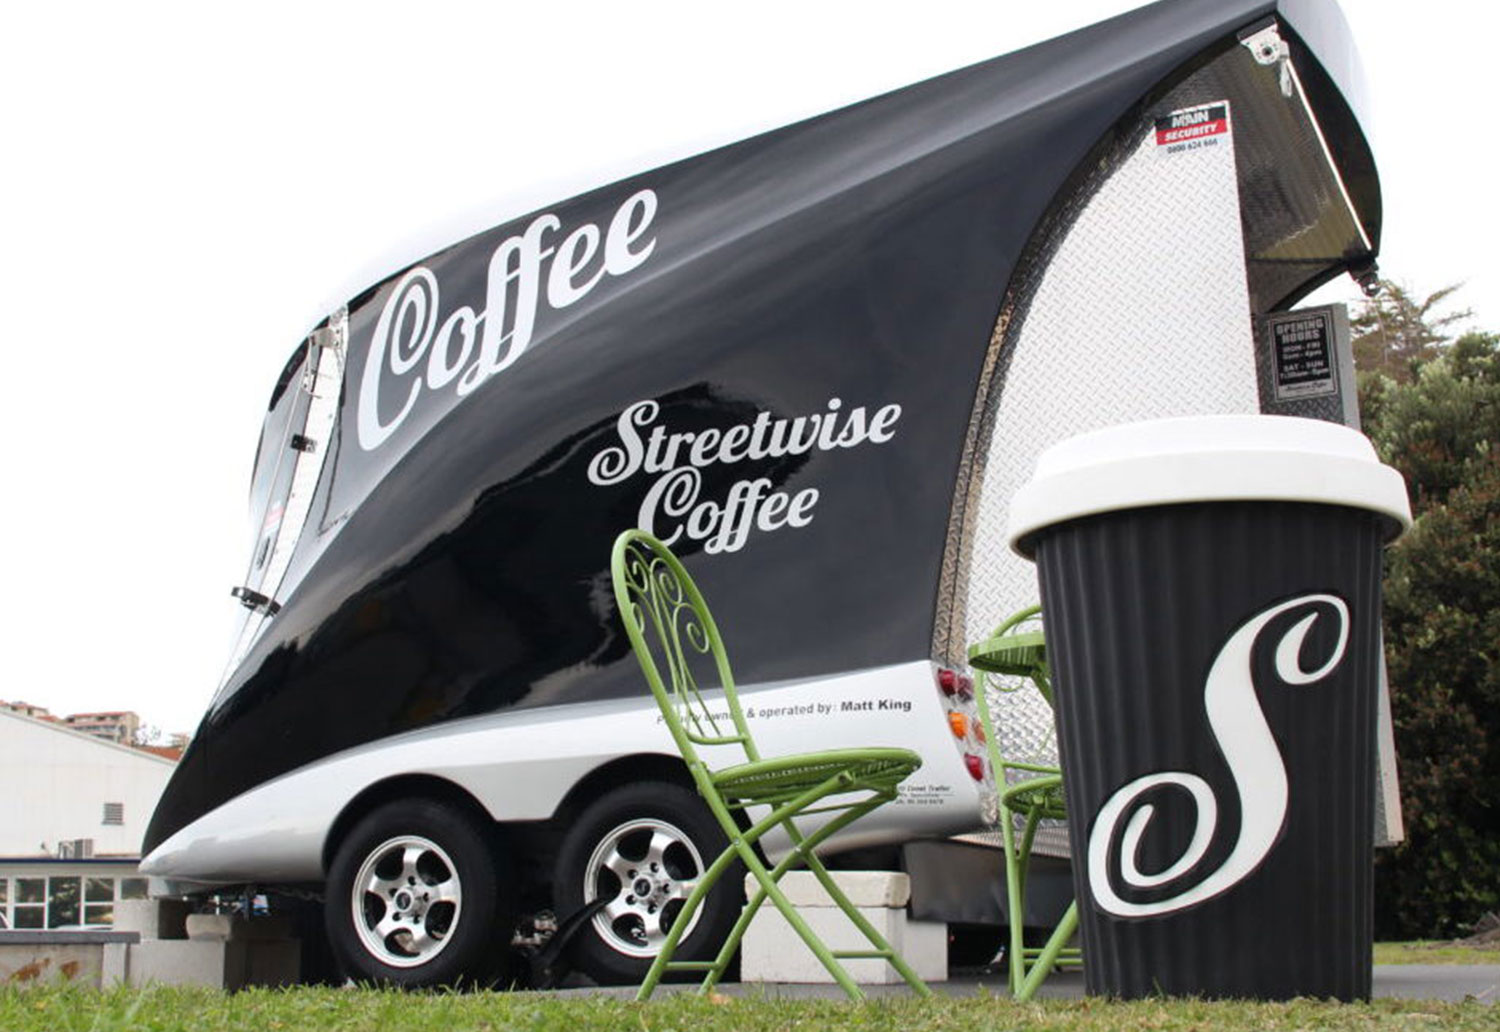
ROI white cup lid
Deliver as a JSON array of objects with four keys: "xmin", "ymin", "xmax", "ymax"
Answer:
[{"xmin": 1006, "ymin": 415, "xmax": 1412, "ymax": 559}]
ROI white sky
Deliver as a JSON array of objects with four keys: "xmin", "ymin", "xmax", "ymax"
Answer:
[{"xmin": 1, "ymin": 1, "xmax": 1493, "ymax": 737}]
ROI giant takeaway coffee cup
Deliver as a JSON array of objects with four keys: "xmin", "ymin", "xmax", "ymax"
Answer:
[{"xmin": 1006, "ymin": 415, "xmax": 1410, "ymax": 1001}]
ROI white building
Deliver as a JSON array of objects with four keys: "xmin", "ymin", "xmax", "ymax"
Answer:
[{"xmin": 1, "ymin": 708, "xmax": 176, "ymax": 929}]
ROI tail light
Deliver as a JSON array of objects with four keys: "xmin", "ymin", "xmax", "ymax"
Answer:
[{"xmin": 936, "ymin": 663, "xmax": 990, "ymax": 786}]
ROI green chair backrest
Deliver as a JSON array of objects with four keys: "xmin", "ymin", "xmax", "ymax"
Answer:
[{"xmin": 611, "ymin": 529, "xmax": 762, "ymax": 771}]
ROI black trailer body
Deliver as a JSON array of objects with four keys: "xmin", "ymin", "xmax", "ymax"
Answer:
[{"xmin": 144, "ymin": 0, "xmax": 1383, "ymax": 988}]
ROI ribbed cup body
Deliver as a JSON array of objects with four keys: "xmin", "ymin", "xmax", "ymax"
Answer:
[{"xmin": 1035, "ymin": 500, "xmax": 1384, "ymax": 1001}]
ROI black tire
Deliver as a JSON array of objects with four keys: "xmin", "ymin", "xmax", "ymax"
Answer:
[
  {"xmin": 324, "ymin": 797, "xmax": 513, "ymax": 988},
  {"xmin": 554, "ymin": 781, "xmax": 742, "ymax": 985}
]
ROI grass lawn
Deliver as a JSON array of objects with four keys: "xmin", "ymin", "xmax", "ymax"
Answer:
[{"xmin": 1, "ymin": 984, "xmax": 1494, "ymax": 1032}]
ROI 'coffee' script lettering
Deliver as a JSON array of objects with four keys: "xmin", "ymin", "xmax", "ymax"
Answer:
[{"xmin": 357, "ymin": 189, "xmax": 659, "ymax": 450}]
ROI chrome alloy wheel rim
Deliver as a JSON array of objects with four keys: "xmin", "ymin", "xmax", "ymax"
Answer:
[
  {"xmin": 583, "ymin": 818, "xmax": 706, "ymax": 958},
  {"xmin": 350, "ymin": 835, "xmax": 463, "ymax": 968}
]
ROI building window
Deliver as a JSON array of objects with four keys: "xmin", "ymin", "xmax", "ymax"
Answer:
[
  {"xmin": 0, "ymin": 875, "xmax": 142, "ymax": 929},
  {"xmin": 13, "ymin": 878, "xmax": 45, "ymax": 929},
  {"xmin": 102, "ymin": 802, "xmax": 124, "ymax": 826},
  {"xmin": 47, "ymin": 876, "xmax": 81, "ymax": 928},
  {"xmin": 84, "ymin": 877, "xmax": 116, "ymax": 926}
]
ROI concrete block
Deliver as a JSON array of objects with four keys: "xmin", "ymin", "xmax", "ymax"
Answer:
[
  {"xmin": 185, "ymin": 914, "xmax": 295, "ymax": 942},
  {"xmin": 102, "ymin": 943, "xmax": 129, "ymax": 986},
  {"xmin": 114, "ymin": 899, "xmax": 190, "ymax": 941},
  {"xmin": 124, "ymin": 938, "xmax": 301, "ymax": 990},
  {"xmin": 741, "ymin": 872, "xmax": 946, "ymax": 984},
  {"xmin": 0, "ymin": 942, "xmax": 104, "ymax": 987},
  {"xmin": 756, "ymin": 871, "xmax": 912, "ymax": 908}
]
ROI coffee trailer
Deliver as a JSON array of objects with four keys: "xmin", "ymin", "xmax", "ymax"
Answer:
[{"xmin": 143, "ymin": 0, "xmax": 1385, "ymax": 987}]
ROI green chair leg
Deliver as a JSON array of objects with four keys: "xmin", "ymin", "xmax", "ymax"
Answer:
[
  {"xmin": 636, "ymin": 836, "xmax": 747, "ymax": 1000},
  {"xmin": 783, "ymin": 803, "xmax": 931, "ymax": 997},
  {"xmin": 744, "ymin": 850, "xmax": 867, "ymax": 1000},
  {"xmin": 797, "ymin": 848, "xmax": 932, "ymax": 998},
  {"xmin": 698, "ymin": 808, "xmax": 932, "ymax": 1000},
  {"xmin": 1016, "ymin": 900, "xmax": 1078, "ymax": 1002}
]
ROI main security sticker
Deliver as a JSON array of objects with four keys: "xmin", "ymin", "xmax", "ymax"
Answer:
[{"xmin": 1156, "ymin": 101, "xmax": 1230, "ymax": 156}]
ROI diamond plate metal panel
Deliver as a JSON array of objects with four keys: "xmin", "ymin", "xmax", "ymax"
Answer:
[
  {"xmin": 944, "ymin": 77, "xmax": 1264, "ymax": 856},
  {"xmin": 964, "ymin": 109, "xmax": 1260, "ymax": 660}
]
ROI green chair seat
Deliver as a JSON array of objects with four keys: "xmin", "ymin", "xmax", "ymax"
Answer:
[
  {"xmin": 712, "ymin": 748, "xmax": 922, "ymax": 805},
  {"xmin": 999, "ymin": 772, "xmax": 1067, "ymax": 822},
  {"xmin": 968, "ymin": 631, "xmax": 1046, "ymax": 676}
]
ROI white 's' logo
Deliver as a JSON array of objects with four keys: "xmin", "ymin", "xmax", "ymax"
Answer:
[{"xmin": 1086, "ymin": 593, "xmax": 1350, "ymax": 918}]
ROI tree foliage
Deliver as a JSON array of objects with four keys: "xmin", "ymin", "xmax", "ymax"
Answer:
[
  {"xmin": 1356, "ymin": 297, "xmax": 1500, "ymax": 937},
  {"xmin": 1351, "ymin": 282, "xmax": 1471, "ymax": 383},
  {"xmin": 131, "ymin": 723, "xmax": 163, "ymax": 748}
]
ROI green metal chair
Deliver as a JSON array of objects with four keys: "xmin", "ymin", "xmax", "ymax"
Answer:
[
  {"xmin": 611, "ymin": 529, "xmax": 933, "ymax": 1001},
  {"xmin": 968, "ymin": 604, "xmax": 1081, "ymax": 1000}
]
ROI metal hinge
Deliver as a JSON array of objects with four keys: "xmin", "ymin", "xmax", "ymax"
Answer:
[
  {"xmin": 230, "ymin": 585, "xmax": 282, "ymax": 615},
  {"xmin": 1241, "ymin": 23, "xmax": 1294, "ymax": 99}
]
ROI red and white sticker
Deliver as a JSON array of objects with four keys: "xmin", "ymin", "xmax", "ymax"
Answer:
[{"xmin": 1155, "ymin": 102, "xmax": 1230, "ymax": 153}]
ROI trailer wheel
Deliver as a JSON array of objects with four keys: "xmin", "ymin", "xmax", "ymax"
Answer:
[
  {"xmin": 325, "ymin": 797, "xmax": 511, "ymax": 987},
  {"xmin": 554, "ymin": 781, "xmax": 742, "ymax": 985}
]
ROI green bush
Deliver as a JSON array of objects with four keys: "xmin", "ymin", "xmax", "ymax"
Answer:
[{"xmin": 1359, "ymin": 325, "xmax": 1500, "ymax": 938}]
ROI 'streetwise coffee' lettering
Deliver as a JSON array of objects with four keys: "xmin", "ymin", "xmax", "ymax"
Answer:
[{"xmin": 589, "ymin": 397, "xmax": 904, "ymax": 553}]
